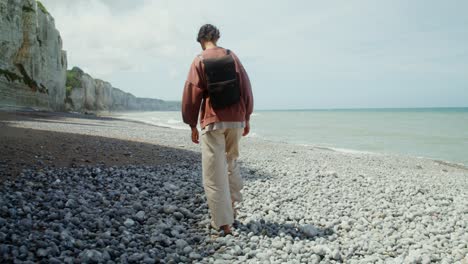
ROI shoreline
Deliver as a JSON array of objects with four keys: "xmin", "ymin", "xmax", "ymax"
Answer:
[
  {"xmin": 108, "ymin": 110, "xmax": 468, "ymax": 170},
  {"xmin": 2, "ymin": 108, "xmax": 467, "ymax": 173},
  {"xmin": 100, "ymin": 110, "xmax": 468, "ymax": 169}
]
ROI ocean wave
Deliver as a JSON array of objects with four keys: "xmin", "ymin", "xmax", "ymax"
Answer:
[
  {"xmin": 167, "ymin": 119, "xmax": 182, "ymax": 124},
  {"xmin": 327, "ymin": 147, "xmax": 377, "ymax": 155},
  {"xmin": 297, "ymin": 144, "xmax": 377, "ymax": 155},
  {"xmin": 151, "ymin": 121, "xmax": 188, "ymax": 130},
  {"xmin": 114, "ymin": 117, "xmax": 189, "ymax": 130},
  {"xmin": 246, "ymin": 132, "xmax": 258, "ymax": 138}
]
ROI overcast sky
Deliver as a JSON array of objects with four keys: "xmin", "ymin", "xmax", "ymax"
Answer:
[{"xmin": 42, "ymin": 0, "xmax": 468, "ymax": 110}]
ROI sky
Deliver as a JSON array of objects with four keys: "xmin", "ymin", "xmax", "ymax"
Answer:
[{"xmin": 42, "ymin": 0, "xmax": 468, "ymax": 110}]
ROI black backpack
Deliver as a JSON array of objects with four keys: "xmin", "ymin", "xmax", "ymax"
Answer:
[{"xmin": 199, "ymin": 49, "xmax": 240, "ymax": 109}]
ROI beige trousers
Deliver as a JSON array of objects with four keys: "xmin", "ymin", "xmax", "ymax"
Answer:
[{"xmin": 201, "ymin": 128, "xmax": 244, "ymax": 229}]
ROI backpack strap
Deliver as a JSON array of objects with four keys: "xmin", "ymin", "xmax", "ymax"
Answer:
[{"xmin": 197, "ymin": 54, "xmax": 207, "ymax": 98}]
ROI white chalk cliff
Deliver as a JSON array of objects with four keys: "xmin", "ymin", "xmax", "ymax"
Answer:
[
  {"xmin": 0, "ymin": 0, "xmax": 67, "ymax": 110},
  {"xmin": 65, "ymin": 67, "xmax": 180, "ymax": 112}
]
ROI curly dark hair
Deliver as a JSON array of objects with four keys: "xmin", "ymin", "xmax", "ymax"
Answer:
[{"xmin": 197, "ymin": 24, "xmax": 220, "ymax": 43}]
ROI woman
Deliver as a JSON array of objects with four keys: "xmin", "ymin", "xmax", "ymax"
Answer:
[{"xmin": 181, "ymin": 24, "xmax": 254, "ymax": 236}]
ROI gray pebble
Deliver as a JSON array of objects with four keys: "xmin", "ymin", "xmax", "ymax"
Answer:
[
  {"xmin": 175, "ymin": 239, "xmax": 188, "ymax": 249},
  {"xmin": 135, "ymin": 211, "xmax": 146, "ymax": 221},
  {"xmin": 183, "ymin": 246, "xmax": 192, "ymax": 254},
  {"xmin": 79, "ymin": 249, "xmax": 103, "ymax": 263},
  {"xmin": 124, "ymin": 218, "xmax": 135, "ymax": 227},
  {"xmin": 189, "ymin": 252, "xmax": 202, "ymax": 259}
]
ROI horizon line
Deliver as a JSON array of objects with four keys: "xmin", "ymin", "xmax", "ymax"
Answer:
[{"xmin": 254, "ymin": 106, "xmax": 468, "ymax": 111}]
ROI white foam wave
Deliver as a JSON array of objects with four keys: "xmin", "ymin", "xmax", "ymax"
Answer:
[
  {"xmin": 328, "ymin": 147, "xmax": 377, "ymax": 155},
  {"xmin": 167, "ymin": 119, "xmax": 182, "ymax": 124},
  {"xmin": 114, "ymin": 116, "xmax": 189, "ymax": 130},
  {"xmin": 246, "ymin": 132, "xmax": 258, "ymax": 138},
  {"xmin": 156, "ymin": 123, "xmax": 189, "ymax": 130}
]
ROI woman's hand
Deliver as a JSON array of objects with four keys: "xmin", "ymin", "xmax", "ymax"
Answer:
[
  {"xmin": 243, "ymin": 121, "xmax": 250, "ymax": 136},
  {"xmin": 191, "ymin": 126, "xmax": 199, "ymax": 144}
]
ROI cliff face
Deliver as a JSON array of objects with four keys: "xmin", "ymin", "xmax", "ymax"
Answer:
[
  {"xmin": 65, "ymin": 67, "xmax": 180, "ymax": 112},
  {"xmin": 0, "ymin": 0, "xmax": 67, "ymax": 110}
]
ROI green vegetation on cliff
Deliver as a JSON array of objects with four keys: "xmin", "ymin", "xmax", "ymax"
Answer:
[
  {"xmin": 66, "ymin": 69, "xmax": 82, "ymax": 89},
  {"xmin": 16, "ymin": 64, "xmax": 47, "ymax": 94},
  {"xmin": 0, "ymin": 68, "xmax": 23, "ymax": 83},
  {"xmin": 0, "ymin": 67, "xmax": 48, "ymax": 94},
  {"xmin": 66, "ymin": 86, "xmax": 72, "ymax": 97},
  {"xmin": 36, "ymin": 1, "xmax": 49, "ymax": 15},
  {"xmin": 21, "ymin": 1, "xmax": 49, "ymax": 15}
]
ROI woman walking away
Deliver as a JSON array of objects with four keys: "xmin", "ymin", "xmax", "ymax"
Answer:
[{"xmin": 181, "ymin": 24, "xmax": 254, "ymax": 236}]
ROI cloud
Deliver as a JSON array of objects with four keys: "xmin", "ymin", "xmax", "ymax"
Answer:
[{"xmin": 43, "ymin": 0, "xmax": 195, "ymax": 76}]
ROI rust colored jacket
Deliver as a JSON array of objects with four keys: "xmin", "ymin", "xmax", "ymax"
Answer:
[{"xmin": 181, "ymin": 47, "xmax": 254, "ymax": 129}]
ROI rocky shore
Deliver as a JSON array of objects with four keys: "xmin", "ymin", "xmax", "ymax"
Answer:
[{"xmin": 0, "ymin": 111, "xmax": 467, "ymax": 263}]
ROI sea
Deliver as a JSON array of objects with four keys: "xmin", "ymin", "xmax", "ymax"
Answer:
[{"xmin": 111, "ymin": 108, "xmax": 468, "ymax": 166}]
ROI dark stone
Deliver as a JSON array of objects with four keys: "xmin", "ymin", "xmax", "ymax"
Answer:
[
  {"xmin": 128, "ymin": 253, "xmax": 144, "ymax": 263},
  {"xmin": 49, "ymin": 257, "xmax": 62, "ymax": 264},
  {"xmin": 36, "ymin": 248, "xmax": 48, "ymax": 257}
]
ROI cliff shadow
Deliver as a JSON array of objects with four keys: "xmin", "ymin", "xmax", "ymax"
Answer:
[{"xmin": 0, "ymin": 119, "xmax": 196, "ymax": 180}]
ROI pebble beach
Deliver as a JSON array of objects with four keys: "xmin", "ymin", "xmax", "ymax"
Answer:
[{"xmin": 0, "ymin": 110, "xmax": 467, "ymax": 263}]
